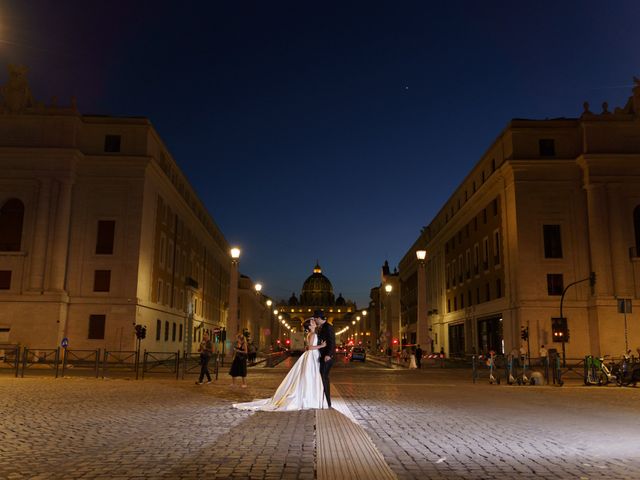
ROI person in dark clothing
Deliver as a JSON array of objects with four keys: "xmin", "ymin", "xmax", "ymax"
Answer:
[
  {"xmin": 196, "ymin": 332, "xmax": 213, "ymax": 384},
  {"xmin": 314, "ymin": 310, "xmax": 335, "ymax": 408},
  {"xmin": 229, "ymin": 333, "xmax": 248, "ymax": 387},
  {"xmin": 415, "ymin": 344, "xmax": 423, "ymax": 369}
]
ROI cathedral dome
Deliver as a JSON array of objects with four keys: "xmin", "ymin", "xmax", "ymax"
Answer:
[
  {"xmin": 335, "ymin": 293, "xmax": 346, "ymax": 306},
  {"xmin": 300, "ymin": 262, "xmax": 335, "ymax": 306}
]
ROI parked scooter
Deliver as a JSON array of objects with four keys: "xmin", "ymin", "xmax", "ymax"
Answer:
[
  {"xmin": 616, "ymin": 353, "xmax": 640, "ymax": 387},
  {"xmin": 585, "ymin": 355, "xmax": 617, "ymax": 385}
]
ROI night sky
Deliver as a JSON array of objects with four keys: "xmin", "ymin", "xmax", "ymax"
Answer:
[{"xmin": 1, "ymin": 1, "xmax": 639, "ymax": 306}]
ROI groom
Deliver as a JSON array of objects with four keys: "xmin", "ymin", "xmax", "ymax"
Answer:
[{"xmin": 314, "ymin": 310, "xmax": 335, "ymax": 408}]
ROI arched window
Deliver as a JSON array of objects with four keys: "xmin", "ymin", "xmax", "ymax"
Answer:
[
  {"xmin": 0, "ymin": 199, "xmax": 24, "ymax": 251},
  {"xmin": 634, "ymin": 206, "xmax": 640, "ymax": 256}
]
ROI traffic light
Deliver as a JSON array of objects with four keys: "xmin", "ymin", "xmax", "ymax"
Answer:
[
  {"xmin": 551, "ymin": 317, "xmax": 568, "ymax": 343},
  {"xmin": 135, "ymin": 324, "xmax": 147, "ymax": 340},
  {"xmin": 520, "ymin": 327, "xmax": 529, "ymax": 341}
]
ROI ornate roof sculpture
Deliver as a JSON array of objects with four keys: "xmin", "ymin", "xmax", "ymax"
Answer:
[
  {"xmin": 288, "ymin": 292, "xmax": 298, "ymax": 306},
  {"xmin": 581, "ymin": 76, "xmax": 640, "ymax": 119},
  {"xmin": 300, "ymin": 262, "xmax": 335, "ymax": 306}
]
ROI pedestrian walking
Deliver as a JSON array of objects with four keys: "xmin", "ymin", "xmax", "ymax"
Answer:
[
  {"xmin": 196, "ymin": 332, "xmax": 213, "ymax": 385},
  {"xmin": 409, "ymin": 347, "xmax": 417, "ymax": 369},
  {"xmin": 229, "ymin": 333, "xmax": 248, "ymax": 387},
  {"xmin": 415, "ymin": 344, "xmax": 423, "ymax": 369},
  {"xmin": 248, "ymin": 341, "xmax": 257, "ymax": 364}
]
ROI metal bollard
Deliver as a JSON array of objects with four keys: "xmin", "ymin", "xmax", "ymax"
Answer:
[{"xmin": 472, "ymin": 355, "xmax": 477, "ymax": 383}]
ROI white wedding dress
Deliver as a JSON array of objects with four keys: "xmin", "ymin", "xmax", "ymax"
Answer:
[{"xmin": 233, "ymin": 333, "xmax": 327, "ymax": 411}]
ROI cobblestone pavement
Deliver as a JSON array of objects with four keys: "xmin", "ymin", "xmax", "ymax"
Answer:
[
  {"xmin": 0, "ymin": 372, "xmax": 314, "ymax": 479},
  {"xmin": 333, "ymin": 367, "xmax": 640, "ymax": 480},
  {"xmin": 3, "ymin": 359, "xmax": 640, "ymax": 479}
]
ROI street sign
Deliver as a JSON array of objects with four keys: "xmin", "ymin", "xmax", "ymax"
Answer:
[{"xmin": 61, "ymin": 337, "xmax": 69, "ymax": 348}]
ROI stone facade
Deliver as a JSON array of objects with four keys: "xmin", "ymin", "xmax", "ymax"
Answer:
[
  {"xmin": 0, "ymin": 65, "xmax": 230, "ymax": 353},
  {"xmin": 400, "ymin": 80, "xmax": 640, "ymax": 359}
]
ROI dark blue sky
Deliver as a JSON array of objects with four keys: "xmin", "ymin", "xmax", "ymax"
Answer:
[{"xmin": 2, "ymin": 1, "xmax": 639, "ymax": 305}]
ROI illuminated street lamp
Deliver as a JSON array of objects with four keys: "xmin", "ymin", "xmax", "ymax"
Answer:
[
  {"xmin": 254, "ymin": 283, "xmax": 262, "ymax": 293},
  {"xmin": 228, "ymin": 247, "xmax": 241, "ymax": 338},
  {"xmin": 416, "ymin": 249, "xmax": 429, "ymax": 352}
]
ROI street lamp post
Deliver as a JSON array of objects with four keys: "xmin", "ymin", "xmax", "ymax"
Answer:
[
  {"xmin": 266, "ymin": 299, "xmax": 273, "ymax": 350},
  {"xmin": 384, "ymin": 284, "xmax": 393, "ymax": 366},
  {"xmin": 228, "ymin": 247, "xmax": 241, "ymax": 359},
  {"xmin": 416, "ymin": 249, "xmax": 428, "ymax": 353}
]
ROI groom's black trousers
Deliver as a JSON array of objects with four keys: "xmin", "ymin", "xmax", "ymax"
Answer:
[{"xmin": 319, "ymin": 358, "xmax": 334, "ymax": 407}]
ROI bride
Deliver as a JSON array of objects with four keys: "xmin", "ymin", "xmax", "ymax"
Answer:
[{"xmin": 233, "ymin": 318, "xmax": 327, "ymax": 411}]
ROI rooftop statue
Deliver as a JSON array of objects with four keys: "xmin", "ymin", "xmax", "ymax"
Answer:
[{"xmin": 0, "ymin": 64, "xmax": 35, "ymax": 114}]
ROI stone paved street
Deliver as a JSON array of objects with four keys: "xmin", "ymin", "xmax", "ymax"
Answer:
[{"xmin": 2, "ymin": 358, "xmax": 640, "ymax": 479}]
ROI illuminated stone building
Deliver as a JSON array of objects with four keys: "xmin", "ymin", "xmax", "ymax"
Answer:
[
  {"xmin": 275, "ymin": 262, "xmax": 358, "ymax": 339},
  {"xmin": 399, "ymin": 79, "xmax": 640, "ymax": 358},
  {"xmin": 0, "ymin": 65, "xmax": 231, "ymax": 352}
]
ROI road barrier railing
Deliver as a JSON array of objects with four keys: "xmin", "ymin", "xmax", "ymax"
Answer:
[
  {"xmin": 264, "ymin": 351, "xmax": 289, "ymax": 367},
  {"xmin": 0, "ymin": 344, "xmax": 20, "ymax": 377},
  {"xmin": 21, "ymin": 347, "xmax": 61, "ymax": 378},
  {"xmin": 102, "ymin": 350, "xmax": 138, "ymax": 379},
  {"xmin": 142, "ymin": 350, "xmax": 180, "ymax": 379},
  {"xmin": 61, "ymin": 349, "xmax": 101, "ymax": 378}
]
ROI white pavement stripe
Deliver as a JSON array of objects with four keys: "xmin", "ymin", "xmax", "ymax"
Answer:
[{"xmin": 316, "ymin": 386, "xmax": 397, "ymax": 480}]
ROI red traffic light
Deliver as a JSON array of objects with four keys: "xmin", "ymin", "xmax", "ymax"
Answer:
[
  {"xmin": 285, "ymin": 339, "xmax": 291, "ymax": 345},
  {"xmin": 392, "ymin": 339, "xmax": 398, "ymax": 345}
]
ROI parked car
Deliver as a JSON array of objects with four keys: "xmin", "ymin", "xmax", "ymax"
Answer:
[{"xmin": 349, "ymin": 347, "xmax": 366, "ymax": 362}]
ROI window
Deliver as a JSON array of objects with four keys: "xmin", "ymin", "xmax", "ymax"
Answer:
[
  {"xmin": 547, "ymin": 274, "xmax": 564, "ymax": 295},
  {"xmin": 159, "ymin": 235, "xmax": 166, "ymax": 268},
  {"xmin": 157, "ymin": 279, "xmax": 163, "ymax": 304},
  {"xmin": 93, "ymin": 270, "xmax": 111, "ymax": 292},
  {"xmin": 0, "ymin": 198, "xmax": 24, "ymax": 251},
  {"xmin": 465, "ymin": 250, "xmax": 471, "ymax": 278},
  {"xmin": 447, "ymin": 299, "xmax": 451, "ymax": 313},
  {"xmin": 485, "ymin": 283, "xmax": 491, "ymax": 302},
  {"xmin": 483, "ymin": 208, "xmax": 487, "ymax": 224},
  {"xmin": 95, "ymin": 220, "xmax": 115, "ymax": 254},
  {"xmin": 179, "ymin": 324, "xmax": 183, "ymax": 342},
  {"xmin": 452, "ymin": 261, "xmax": 456, "ymax": 288},
  {"xmin": 460, "ymin": 293, "xmax": 465, "ymax": 309},
  {"xmin": 539, "ymin": 139, "xmax": 555, "ymax": 157},
  {"xmin": 172, "ymin": 322, "xmax": 176, "ymax": 342},
  {"xmin": 493, "ymin": 230, "xmax": 501, "ymax": 265},
  {"xmin": 633, "ymin": 206, "xmax": 640, "ymax": 256},
  {"xmin": 453, "ymin": 297, "xmax": 457, "ymax": 311},
  {"xmin": 468, "ymin": 289, "xmax": 472, "ymax": 307},
  {"xmin": 458, "ymin": 255, "xmax": 463, "ymax": 283},
  {"xmin": 543, "ymin": 225, "xmax": 563, "ymax": 258},
  {"xmin": 165, "ymin": 321, "xmax": 169, "ymax": 341},
  {"xmin": 491, "ymin": 158, "xmax": 496, "ymax": 172},
  {"xmin": 496, "ymin": 279, "xmax": 502, "ymax": 298},
  {"xmin": 104, "ymin": 134, "xmax": 121, "ymax": 153},
  {"xmin": 156, "ymin": 319, "xmax": 161, "ymax": 341},
  {"xmin": 474, "ymin": 244, "xmax": 479, "ymax": 274},
  {"xmin": 88, "ymin": 314, "xmax": 106, "ymax": 339},
  {"xmin": 493, "ymin": 198, "xmax": 498, "ymax": 216},
  {"xmin": 445, "ymin": 264, "xmax": 450, "ymax": 289},
  {"xmin": 472, "ymin": 181, "xmax": 476, "ymax": 193},
  {"xmin": 168, "ymin": 240, "xmax": 174, "ymax": 269},
  {"xmin": 0, "ymin": 270, "xmax": 11, "ymax": 289},
  {"xmin": 476, "ymin": 288, "xmax": 481, "ymax": 304},
  {"xmin": 483, "ymin": 238, "xmax": 489, "ymax": 270},
  {"xmin": 481, "ymin": 171, "xmax": 485, "ymax": 183}
]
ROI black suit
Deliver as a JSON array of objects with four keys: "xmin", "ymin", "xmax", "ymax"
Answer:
[{"xmin": 317, "ymin": 321, "xmax": 336, "ymax": 407}]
